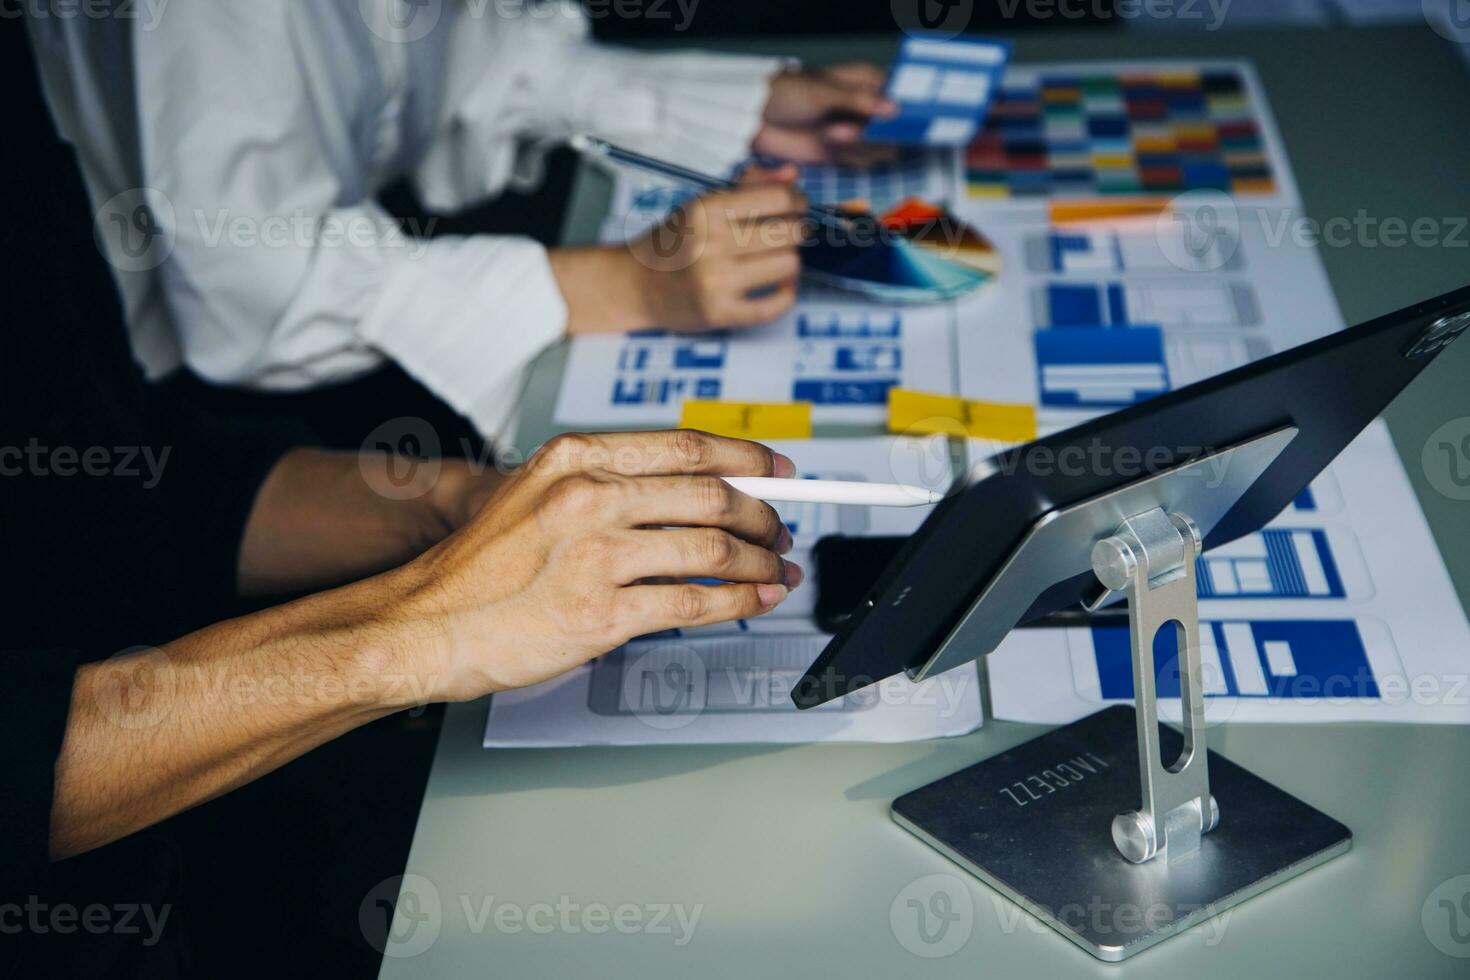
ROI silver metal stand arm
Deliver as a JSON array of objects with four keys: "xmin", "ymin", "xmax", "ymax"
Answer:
[{"xmin": 1092, "ymin": 509, "xmax": 1220, "ymax": 864}]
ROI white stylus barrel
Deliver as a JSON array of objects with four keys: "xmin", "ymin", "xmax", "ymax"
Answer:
[{"xmin": 721, "ymin": 477, "xmax": 944, "ymax": 508}]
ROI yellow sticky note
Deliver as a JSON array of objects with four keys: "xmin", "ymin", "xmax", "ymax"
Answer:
[
  {"xmin": 679, "ymin": 401, "xmax": 812, "ymax": 440},
  {"xmin": 963, "ymin": 399, "xmax": 1039, "ymax": 443},
  {"xmin": 887, "ymin": 388, "xmax": 1037, "ymax": 443}
]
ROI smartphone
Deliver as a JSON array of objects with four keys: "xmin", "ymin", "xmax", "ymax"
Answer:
[{"xmin": 813, "ymin": 536, "xmax": 1129, "ymax": 634}]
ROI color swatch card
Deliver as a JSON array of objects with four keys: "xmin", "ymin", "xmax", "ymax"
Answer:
[
  {"xmin": 963, "ymin": 60, "xmax": 1296, "ymax": 202},
  {"xmin": 866, "ymin": 35, "xmax": 1011, "ymax": 147}
]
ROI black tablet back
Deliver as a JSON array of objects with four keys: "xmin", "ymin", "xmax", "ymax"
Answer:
[{"xmin": 794, "ymin": 285, "xmax": 1470, "ymax": 708}]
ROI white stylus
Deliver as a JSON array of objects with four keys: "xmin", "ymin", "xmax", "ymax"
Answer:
[{"xmin": 721, "ymin": 477, "xmax": 944, "ymax": 508}]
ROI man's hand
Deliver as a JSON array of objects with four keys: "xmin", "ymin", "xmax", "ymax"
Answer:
[
  {"xmin": 51, "ymin": 431, "xmax": 800, "ymax": 859},
  {"xmin": 755, "ymin": 64, "xmax": 899, "ymax": 166},
  {"xmin": 392, "ymin": 430, "xmax": 801, "ymax": 700}
]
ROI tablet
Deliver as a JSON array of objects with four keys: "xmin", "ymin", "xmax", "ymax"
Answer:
[{"xmin": 792, "ymin": 285, "xmax": 1470, "ymax": 708}]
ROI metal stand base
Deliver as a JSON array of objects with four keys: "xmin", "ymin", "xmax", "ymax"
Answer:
[{"xmin": 893, "ymin": 707, "xmax": 1352, "ymax": 961}]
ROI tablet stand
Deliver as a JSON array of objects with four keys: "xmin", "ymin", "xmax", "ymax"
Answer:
[
  {"xmin": 1090, "ymin": 507, "xmax": 1219, "ymax": 864},
  {"xmin": 891, "ymin": 429, "xmax": 1352, "ymax": 961}
]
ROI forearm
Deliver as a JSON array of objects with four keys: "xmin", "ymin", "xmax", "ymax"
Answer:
[
  {"xmin": 50, "ymin": 571, "xmax": 430, "ymax": 860},
  {"xmin": 548, "ymin": 245, "xmax": 658, "ymax": 335},
  {"xmin": 238, "ymin": 449, "xmax": 503, "ymax": 596}
]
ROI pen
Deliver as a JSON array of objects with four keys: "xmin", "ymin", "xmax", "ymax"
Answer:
[
  {"xmin": 721, "ymin": 477, "xmax": 944, "ymax": 508},
  {"xmin": 568, "ymin": 133, "xmax": 851, "ymax": 232}
]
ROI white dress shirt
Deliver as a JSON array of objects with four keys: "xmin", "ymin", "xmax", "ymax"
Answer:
[{"xmin": 31, "ymin": 1, "xmax": 781, "ymax": 438}]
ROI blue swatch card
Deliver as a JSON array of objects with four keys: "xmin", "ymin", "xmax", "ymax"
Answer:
[{"xmin": 864, "ymin": 35, "xmax": 1011, "ymax": 147}]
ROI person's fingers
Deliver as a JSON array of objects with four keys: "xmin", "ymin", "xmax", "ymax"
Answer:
[
  {"xmin": 752, "ymin": 125, "xmax": 835, "ymax": 165},
  {"xmin": 822, "ymin": 62, "xmax": 891, "ymax": 93},
  {"xmin": 806, "ymin": 75, "xmax": 898, "ymax": 119},
  {"xmin": 616, "ymin": 527, "xmax": 796, "ymax": 587},
  {"xmin": 730, "ymin": 280, "xmax": 799, "ymax": 325},
  {"xmin": 615, "ymin": 582, "xmax": 791, "ymax": 633},
  {"xmin": 532, "ymin": 430, "xmax": 796, "ymax": 481},
  {"xmin": 731, "ymin": 250, "xmax": 802, "ymax": 291},
  {"xmin": 822, "ymin": 120, "xmax": 865, "ymax": 145},
  {"xmin": 704, "ymin": 183, "xmax": 807, "ymax": 222},
  {"xmin": 613, "ymin": 475, "xmax": 791, "ymax": 550},
  {"xmin": 826, "ymin": 142, "xmax": 902, "ymax": 168},
  {"xmin": 737, "ymin": 162, "xmax": 801, "ymax": 186}
]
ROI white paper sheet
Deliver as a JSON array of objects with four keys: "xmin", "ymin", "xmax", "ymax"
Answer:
[
  {"xmin": 481, "ymin": 634, "xmax": 983, "ymax": 747},
  {"xmin": 483, "ymin": 436, "xmax": 983, "ymax": 746},
  {"xmin": 986, "ymin": 422, "xmax": 1470, "ymax": 724},
  {"xmin": 532, "ymin": 58, "xmax": 1468, "ymax": 735},
  {"xmin": 949, "ymin": 209, "xmax": 1344, "ymax": 437},
  {"xmin": 554, "ymin": 291, "xmax": 958, "ymax": 428}
]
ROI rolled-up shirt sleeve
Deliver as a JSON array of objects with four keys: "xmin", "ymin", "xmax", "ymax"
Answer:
[
  {"xmin": 416, "ymin": 1, "xmax": 784, "ymax": 207},
  {"xmin": 134, "ymin": 3, "xmax": 568, "ymax": 440}
]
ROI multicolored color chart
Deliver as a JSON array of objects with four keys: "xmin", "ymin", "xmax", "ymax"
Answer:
[{"xmin": 965, "ymin": 67, "xmax": 1279, "ymax": 199}]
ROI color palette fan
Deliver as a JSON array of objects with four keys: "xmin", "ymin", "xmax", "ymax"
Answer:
[{"xmin": 800, "ymin": 197, "xmax": 999, "ymax": 304}]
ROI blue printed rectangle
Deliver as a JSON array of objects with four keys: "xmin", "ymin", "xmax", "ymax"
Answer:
[
  {"xmin": 792, "ymin": 378, "xmax": 897, "ymax": 405},
  {"xmin": 797, "ymin": 312, "xmax": 902, "ymax": 338},
  {"xmin": 1196, "ymin": 529, "xmax": 1345, "ymax": 600},
  {"xmin": 1034, "ymin": 324, "xmax": 1169, "ymax": 409},
  {"xmin": 1045, "ymin": 283, "xmax": 1129, "ymax": 326},
  {"xmin": 612, "ymin": 376, "xmax": 721, "ymax": 406},
  {"xmin": 1092, "ymin": 619, "xmax": 1379, "ymax": 701}
]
